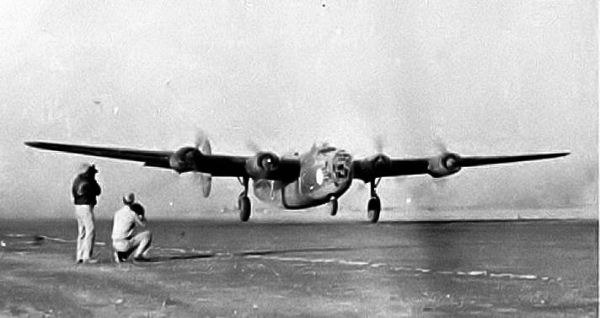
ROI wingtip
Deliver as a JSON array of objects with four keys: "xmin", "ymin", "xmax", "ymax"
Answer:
[
  {"xmin": 543, "ymin": 151, "xmax": 570, "ymax": 159},
  {"xmin": 24, "ymin": 141, "xmax": 50, "ymax": 149}
]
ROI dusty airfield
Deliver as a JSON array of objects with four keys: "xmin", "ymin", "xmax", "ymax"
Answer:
[
  {"xmin": 0, "ymin": 249, "xmax": 426, "ymax": 317},
  {"xmin": 0, "ymin": 217, "xmax": 597, "ymax": 317}
]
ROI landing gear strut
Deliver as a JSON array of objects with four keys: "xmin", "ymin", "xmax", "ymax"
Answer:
[
  {"xmin": 328, "ymin": 196, "xmax": 338, "ymax": 216},
  {"xmin": 238, "ymin": 177, "xmax": 251, "ymax": 222},
  {"xmin": 367, "ymin": 179, "xmax": 381, "ymax": 223}
]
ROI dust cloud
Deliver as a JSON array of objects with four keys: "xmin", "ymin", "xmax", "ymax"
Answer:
[{"xmin": 0, "ymin": 1, "xmax": 596, "ymax": 219}]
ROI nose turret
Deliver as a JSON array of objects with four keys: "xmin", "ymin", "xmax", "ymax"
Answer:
[{"xmin": 331, "ymin": 150, "xmax": 353, "ymax": 181}]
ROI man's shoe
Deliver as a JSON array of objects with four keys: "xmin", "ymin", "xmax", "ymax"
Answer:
[
  {"xmin": 114, "ymin": 251, "xmax": 128, "ymax": 263},
  {"xmin": 76, "ymin": 259, "xmax": 83, "ymax": 264},
  {"xmin": 82, "ymin": 258, "xmax": 99, "ymax": 264},
  {"xmin": 133, "ymin": 255, "xmax": 151, "ymax": 262}
]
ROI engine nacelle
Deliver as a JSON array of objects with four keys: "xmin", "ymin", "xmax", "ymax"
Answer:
[
  {"xmin": 245, "ymin": 152, "xmax": 280, "ymax": 179},
  {"xmin": 428, "ymin": 153, "xmax": 462, "ymax": 178},
  {"xmin": 371, "ymin": 153, "xmax": 391, "ymax": 173},
  {"xmin": 352, "ymin": 153, "xmax": 391, "ymax": 182},
  {"xmin": 169, "ymin": 147, "xmax": 200, "ymax": 173}
]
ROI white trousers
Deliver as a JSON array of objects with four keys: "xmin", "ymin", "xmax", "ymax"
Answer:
[
  {"xmin": 74, "ymin": 205, "xmax": 95, "ymax": 261},
  {"xmin": 113, "ymin": 231, "xmax": 152, "ymax": 258}
]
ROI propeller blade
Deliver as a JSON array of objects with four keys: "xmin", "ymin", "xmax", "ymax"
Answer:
[
  {"xmin": 194, "ymin": 129, "xmax": 209, "ymax": 149},
  {"xmin": 193, "ymin": 129, "xmax": 212, "ymax": 156},
  {"xmin": 374, "ymin": 135, "xmax": 385, "ymax": 153},
  {"xmin": 191, "ymin": 172, "xmax": 212, "ymax": 198},
  {"xmin": 433, "ymin": 136, "xmax": 448, "ymax": 153},
  {"xmin": 246, "ymin": 139, "xmax": 262, "ymax": 153},
  {"xmin": 394, "ymin": 177, "xmax": 406, "ymax": 186},
  {"xmin": 357, "ymin": 181, "xmax": 368, "ymax": 191},
  {"xmin": 192, "ymin": 129, "xmax": 212, "ymax": 197},
  {"xmin": 432, "ymin": 177, "xmax": 449, "ymax": 189}
]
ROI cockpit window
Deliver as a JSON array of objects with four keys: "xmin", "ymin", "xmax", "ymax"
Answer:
[
  {"xmin": 318, "ymin": 146, "xmax": 337, "ymax": 154},
  {"xmin": 335, "ymin": 167, "xmax": 347, "ymax": 178},
  {"xmin": 331, "ymin": 151, "xmax": 351, "ymax": 180},
  {"xmin": 333, "ymin": 162, "xmax": 349, "ymax": 179}
]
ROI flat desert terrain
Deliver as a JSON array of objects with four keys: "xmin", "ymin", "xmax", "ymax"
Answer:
[{"xmin": 0, "ymin": 215, "xmax": 597, "ymax": 317}]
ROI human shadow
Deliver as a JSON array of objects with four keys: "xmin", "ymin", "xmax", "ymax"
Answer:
[{"xmin": 133, "ymin": 252, "xmax": 215, "ymax": 263}]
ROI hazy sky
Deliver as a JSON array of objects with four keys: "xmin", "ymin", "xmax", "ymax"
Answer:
[{"xmin": 0, "ymin": 0, "xmax": 597, "ymax": 219}]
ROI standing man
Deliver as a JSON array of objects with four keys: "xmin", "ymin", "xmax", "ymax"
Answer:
[
  {"xmin": 72, "ymin": 163, "xmax": 101, "ymax": 264},
  {"xmin": 112, "ymin": 193, "xmax": 152, "ymax": 263}
]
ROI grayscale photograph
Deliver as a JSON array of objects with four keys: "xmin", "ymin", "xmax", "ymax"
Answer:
[{"xmin": 0, "ymin": 1, "xmax": 597, "ymax": 317}]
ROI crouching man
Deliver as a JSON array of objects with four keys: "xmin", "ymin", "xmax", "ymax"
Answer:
[{"xmin": 112, "ymin": 193, "xmax": 152, "ymax": 263}]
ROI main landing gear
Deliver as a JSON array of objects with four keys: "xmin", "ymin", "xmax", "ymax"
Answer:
[
  {"xmin": 238, "ymin": 177, "xmax": 251, "ymax": 222},
  {"xmin": 367, "ymin": 179, "xmax": 381, "ymax": 223}
]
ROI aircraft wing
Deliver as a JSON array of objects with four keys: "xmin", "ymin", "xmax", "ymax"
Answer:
[
  {"xmin": 352, "ymin": 151, "xmax": 570, "ymax": 181},
  {"xmin": 24, "ymin": 141, "xmax": 301, "ymax": 179},
  {"xmin": 449, "ymin": 153, "xmax": 571, "ymax": 167},
  {"xmin": 25, "ymin": 141, "xmax": 175, "ymax": 169}
]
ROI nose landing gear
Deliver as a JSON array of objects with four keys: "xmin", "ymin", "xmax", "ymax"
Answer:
[
  {"xmin": 238, "ymin": 177, "xmax": 251, "ymax": 222},
  {"xmin": 328, "ymin": 196, "xmax": 338, "ymax": 216},
  {"xmin": 367, "ymin": 179, "xmax": 381, "ymax": 223}
]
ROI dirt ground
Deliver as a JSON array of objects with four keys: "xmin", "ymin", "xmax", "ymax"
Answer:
[
  {"xmin": 0, "ymin": 251, "xmax": 418, "ymax": 317},
  {"xmin": 0, "ymin": 218, "xmax": 596, "ymax": 317}
]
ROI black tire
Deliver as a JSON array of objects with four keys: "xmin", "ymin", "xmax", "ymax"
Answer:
[
  {"xmin": 329, "ymin": 197, "xmax": 338, "ymax": 216},
  {"xmin": 367, "ymin": 197, "xmax": 381, "ymax": 223},
  {"xmin": 239, "ymin": 196, "xmax": 251, "ymax": 222}
]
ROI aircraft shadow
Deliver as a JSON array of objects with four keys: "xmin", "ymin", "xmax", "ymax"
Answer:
[
  {"xmin": 136, "ymin": 252, "xmax": 215, "ymax": 263},
  {"xmin": 236, "ymin": 245, "xmax": 404, "ymax": 257},
  {"xmin": 126, "ymin": 244, "xmax": 414, "ymax": 263}
]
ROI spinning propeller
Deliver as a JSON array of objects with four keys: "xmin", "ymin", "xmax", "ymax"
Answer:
[{"xmin": 192, "ymin": 130, "xmax": 212, "ymax": 198}]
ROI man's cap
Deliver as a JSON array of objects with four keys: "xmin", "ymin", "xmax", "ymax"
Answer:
[
  {"xmin": 79, "ymin": 163, "xmax": 98, "ymax": 174},
  {"xmin": 123, "ymin": 193, "xmax": 135, "ymax": 205}
]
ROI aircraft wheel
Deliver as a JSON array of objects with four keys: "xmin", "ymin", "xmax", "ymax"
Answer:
[
  {"xmin": 367, "ymin": 196, "xmax": 381, "ymax": 223},
  {"xmin": 239, "ymin": 196, "xmax": 251, "ymax": 222},
  {"xmin": 328, "ymin": 196, "xmax": 338, "ymax": 216}
]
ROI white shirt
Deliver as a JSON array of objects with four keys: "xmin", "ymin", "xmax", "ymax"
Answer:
[{"xmin": 111, "ymin": 205, "xmax": 146, "ymax": 241}]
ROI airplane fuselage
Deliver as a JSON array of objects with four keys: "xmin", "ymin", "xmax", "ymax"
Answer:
[{"xmin": 252, "ymin": 145, "xmax": 353, "ymax": 209}]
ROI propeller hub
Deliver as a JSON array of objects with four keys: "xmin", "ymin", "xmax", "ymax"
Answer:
[
  {"xmin": 428, "ymin": 152, "xmax": 462, "ymax": 178},
  {"xmin": 373, "ymin": 154, "xmax": 391, "ymax": 172},
  {"xmin": 246, "ymin": 151, "xmax": 281, "ymax": 179},
  {"xmin": 169, "ymin": 147, "xmax": 202, "ymax": 173},
  {"xmin": 444, "ymin": 154, "xmax": 460, "ymax": 170}
]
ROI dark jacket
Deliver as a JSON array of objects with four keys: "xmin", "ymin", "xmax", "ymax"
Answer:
[{"xmin": 72, "ymin": 173, "xmax": 101, "ymax": 205}]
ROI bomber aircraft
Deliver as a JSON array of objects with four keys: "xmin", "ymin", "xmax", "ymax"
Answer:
[{"xmin": 25, "ymin": 137, "xmax": 569, "ymax": 223}]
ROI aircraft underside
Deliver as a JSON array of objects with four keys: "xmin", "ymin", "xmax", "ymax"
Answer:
[
  {"xmin": 236, "ymin": 176, "xmax": 382, "ymax": 223},
  {"xmin": 238, "ymin": 147, "xmax": 383, "ymax": 222}
]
